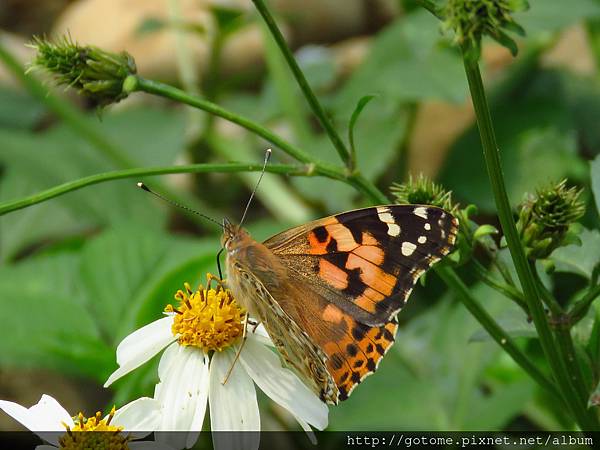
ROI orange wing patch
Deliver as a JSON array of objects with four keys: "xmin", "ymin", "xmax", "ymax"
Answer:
[
  {"xmin": 317, "ymin": 303, "xmax": 398, "ymax": 401},
  {"xmin": 318, "ymin": 259, "xmax": 349, "ymax": 290},
  {"xmin": 347, "ymin": 253, "xmax": 396, "ymax": 296}
]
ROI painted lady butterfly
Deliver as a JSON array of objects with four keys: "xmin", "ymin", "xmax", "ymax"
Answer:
[{"xmin": 222, "ymin": 205, "xmax": 458, "ymax": 404}]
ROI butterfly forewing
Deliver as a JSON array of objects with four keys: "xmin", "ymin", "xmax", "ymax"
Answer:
[{"xmin": 264, "ymin": 205, "xmax": 459, "ymax": 326}]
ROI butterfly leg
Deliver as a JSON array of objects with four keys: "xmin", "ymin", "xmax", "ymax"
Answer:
[
  {"xmin": 222, "ymin": 311, "xmax": 249, "ymax": 385},
  {"xmin": 246, "ymin": 318, "xmax": 260, "ymax": 333}
]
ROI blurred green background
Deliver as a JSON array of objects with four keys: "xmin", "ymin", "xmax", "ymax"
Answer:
[{"xmin": 1, "ymin": 0, "xmax": 600, "ymax": 441}]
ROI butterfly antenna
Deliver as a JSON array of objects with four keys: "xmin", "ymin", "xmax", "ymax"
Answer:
[
  {"xmin": 137, "ymin": 182, "xmax": 223, "ymax": 229},
  {"xmin": 239, "ymin": 148, "xmax": 271, "ymax": 226}
]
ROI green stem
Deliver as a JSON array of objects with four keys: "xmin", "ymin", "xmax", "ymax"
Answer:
[
  {"xmin": 472, "ymin": 260, "xmax": 527, "ymax": 309},
  {"xmin": 554, "ymin": 324, "xmax": 595, "ymax": 423},
  {"xmin": 250, "ymin": 0, "xmax": 353, "ymax": 170},
  {"xmin": 436, "ymin": 264, "xmax": 560, "ymax": 400},
  {"xmin": 462, "ymin": 50, "xmax": 598, "ymax": 430},
  {"xmin": 570, "ymin": 284, "xmax": 600, "ymax": 325},
  {"xmin": 130, "ymin": 76, "xmax": 343, "ymax": 180},
  {"xmin": 0, "ymin": 163, "xmax": 306, "ymax": 216}
]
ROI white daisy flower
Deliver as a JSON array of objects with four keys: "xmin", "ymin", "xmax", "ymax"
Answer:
[
  {"xmin": 104, "ymin": 280, "xmax": 328, "ymax": 450},
  {"xmin": 0, "ymin": 394, "xmax": 163, "ymax": 449}
]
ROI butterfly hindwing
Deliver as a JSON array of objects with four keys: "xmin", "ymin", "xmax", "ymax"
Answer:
[{"xmin": 264, "ymin": 205, "xmax": 459, "ymax": 326}]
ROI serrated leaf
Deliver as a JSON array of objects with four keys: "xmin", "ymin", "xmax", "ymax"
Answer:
[{"xmin": 551, "ymin": 228, "xmax": 600, "ymax": 278}]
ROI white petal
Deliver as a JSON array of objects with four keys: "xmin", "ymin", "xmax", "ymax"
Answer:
[
  {"xmin": 29, "ymin": 395, "xmax": 73, "ymax": 430},
  {"xmin": 154, "ymin": 347, "xmax": 209, "ymax": 450},
  {"xmin": 112, "ymin": 397, "xmax": 161, "ymax": 438},
  {"xmin": 209, "ymin": 349, "xmax": 259, "ymax": 450},
  {"xmin": 34, "ymin": 446, "xmax": 57, "ymax": 450},
  {"xmin": 0, "ymin": 400, "xmax": 37, "ymax": 430},
  {"xmin": 104, "ymin": 317, "xmax": 176, "ymax": 387},
  {"xmin": 247, "ymin": 323, "xmax": 272, "ymax": 347},
  {"xmin": 186, "ymin": 354, "xmax": 210, "ymax": 449},
  {"xmin": 158, "ymin": 341, "xmax": 180, "ymax": 380},
  {"xmin": 240, "ymin": 337, "xmax": 328, "ymax": 430},
  {"xmin": 0, "ymin": 395, "xmax": 73, "ymax": 446}
]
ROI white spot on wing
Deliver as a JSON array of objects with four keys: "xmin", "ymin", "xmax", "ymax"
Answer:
[
  {"xmin": 387, "ymin": 223, "xmax": 401, "ymax": 237},
  {"xmin": 414, "ymin": 206, "xmax": 428, "ymax": 219},
  {"xmin": 377, "ymin": 206, "xmax": 401, "ymax": 237},
  {"xmin": 418, "ymin": 236, "xmax": 426, "ymax": 244},
  {"xmin": 401, "ymin": 241, "xmax": 417, "ymax": 256},
  {"xmin": 424, "ymin": 223, "xmax": 431, "ymax": 231}
]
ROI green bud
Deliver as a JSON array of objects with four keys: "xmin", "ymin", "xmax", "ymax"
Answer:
[
  {"xmin": 390, "ymin": 174, "xmax": 458, "ymax": 213},
  {"xmin": 29, "ymin": 35, "xmax": 137, "ymax": 107},
  {"xmin": 439, "ymin": 0, "xmax": 529, "ymax": 60},
  {"xmin": 516, "ymin": 179, "xmax": 585, "ymax": 260}
]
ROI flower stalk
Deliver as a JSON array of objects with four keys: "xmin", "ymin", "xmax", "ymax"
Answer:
[
  {"xmin": 250, "ymin": 0, "xmax": 353, "ymax": 170},
  {"xmin": 0, "ymin": 163, "xmax": 307, "ymax": 216},
  {"xmin": 461, "ymin": 47, "xmax": 598, "ymax": 430}
]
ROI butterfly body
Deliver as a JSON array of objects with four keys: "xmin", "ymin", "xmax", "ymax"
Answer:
[{"xmin": 222, "ymin": 205, "xmax": 458, "ymax": 404}]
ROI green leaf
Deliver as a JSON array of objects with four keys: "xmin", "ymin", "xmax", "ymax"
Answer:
[
  {"xmin": 348, "ymin": 94, "xmax": 376, "ymax": 163},
  {"xmin": 551, "ymin": 228, "xmax": 600, "ymax": 278},
  {"xmin": 441, "ymin": 89, "xmax": 587, "ymax": 211},
  {"xmin": 0, "ymin": 252, "xmax": 113, "ymax": 380},
  {"xmin": 0, "ymin": 106, "xmax": 187, "ymax": 258},
  {"xmin": 0, "ymin": 166, "xmax": 89, "ymax": 262},
  {"xmin": 334, "ymin": 11, "xmax": 467, "ymax": 112},
  {"xmin": 470, "ymin": 315, "xmax": 537, "ymax": 342},
  {"xmin": 79, "ymin": 225, "xmax": 169, "ymax": 345},
  {"xmin": 591, "ymin": 155, "xmax": 600, "ymax": 217},
  {"xmin": 515, "ymin": 0, "xmax": 600, "ymax": 36},
  {"xmin": 466, "ymin": 379, "xmax": 536, "ymax": 428},
  {"xmin": 0, "ymin": 84, "xmax": 46, "ymax": 129},
  {"xmin": 293, "ymin": 98, "xmax": 410, "ymax": 210}
]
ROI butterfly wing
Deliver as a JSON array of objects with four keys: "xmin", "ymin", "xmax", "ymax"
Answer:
[
  {"xmin": 276, "ymin": 279, "xmax": 400, "ymax": 402},
  {"xmin": 263, "ymin": 205, "xmax": 459, "ymax": 327},
  {"xmin": 227, "ymin": 204, "xmax": 457, "ymax": 404}
]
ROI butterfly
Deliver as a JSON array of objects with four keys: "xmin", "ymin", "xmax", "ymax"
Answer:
[{"xmin": 222, "ymin": 204, "xmax": 458, "ymax": 404}]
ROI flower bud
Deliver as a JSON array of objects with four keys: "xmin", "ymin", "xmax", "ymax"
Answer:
[
  {"xmin": 30, "ymin": 35, "xmax": 137, "ymax": 107},
  {"xmin": 440, "ymin": 0, "xmax": 529, "ymax": 60},
  {"xmin": 390, "ymin": 173, "xmax": 457, "ymax": 213},
  {"xmin": 516, "ymin": 180, "xmax": 585, "ymax": 260}
]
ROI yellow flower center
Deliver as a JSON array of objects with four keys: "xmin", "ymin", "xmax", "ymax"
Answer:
[
  {"xmin": 59, "ymin": 407, "xmax": 128, "ymax": 449},
  {"xmin": 165, "ymin": 281, "xmax": 245, "ymax": 352}
]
